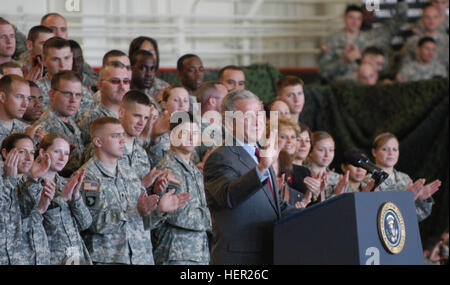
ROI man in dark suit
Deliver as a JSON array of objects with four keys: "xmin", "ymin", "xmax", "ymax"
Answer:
[{"xmin": 203, "ymin": 89, "xmax": 299, "ymax": 265}]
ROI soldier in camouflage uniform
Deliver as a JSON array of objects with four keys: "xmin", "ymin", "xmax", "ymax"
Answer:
[
  {"xmin": 318, "ymin": 2, "xmax": 408, "ymax": 82},
  {"xmin": 37, "ymin": 37, "xmax": 93, "ymax": 117},
  {"xmin": 130, "ymin": 50, "xmax": 164, "ymax": 112},
  {"xmin": 195, "ymin": 81, "xmax": 227, "ymax": 164},
  {"xmin": 146, "ymin": 86, "xmax": 191, "ymax": 166},
  {"xmin": 398, "ymin": 37, "xmax": 448, "ymax": 82},
  {"xmin": 34, "ymin": 71, "xmax": 85, "ymax": 176},
  {"xmin": 79, "ymin": 117, "xmax": 190, "ymax": 264},
  {"xmin": 153, "ymin": 113, "xmax": 212, "ymax": 265},
  {"xmin": 176, "ymin": 54, "xmax": 205, "ymax": 112},
  {"xmin": 0, "ymin": 134, "xmax": 52, "ymax": 265},
  {"xmin": 77, "ymin": 61, "xmax": 130, "ymax": 145},
  {"xmin": 369, "ymin": 132, "xmax": 441, "ymax": 222},
  {"xmin": 414, "ymin": 0, "xmax": 449, "ymax": 35},
  {"xmin": 402, "ymin": 5, "xmax": 449, "ymax": 68},
  {"xmin": 303, "ymin": 131, "xmax": 341, "ymax": 201},
  {"xmin": 0, "ymin": 75, "xmax": 32, "ymax": 145},
  {"xmin": 17, "ymin": 133, "xmax": 92, "ymax": 264}
]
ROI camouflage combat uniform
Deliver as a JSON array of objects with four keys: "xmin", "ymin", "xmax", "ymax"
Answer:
[
  {"xmin": 0, "ymin": 119, "xmax": 29, "ymax": 145},
  {"xmin": 318, "ymin": 2, "xmax": 408, "ymax": 81},
  {"xmin": 76, "ymin": 104, "xmax": 119, "ymax": 146},
  {"xmin": 34, "ymin": 108, "xmax": 85, "ymax": 174},
  {"xmin": 18, "ymin": 174, "xmax": 92, "ymax": 265},
  {"xmin": 398, "ymin": 60, "xmax": 448, "ymax": 82},
  {"xmin": 80, "ymin": 157, "xmax": 164, "ymax": 264},
  {"xmin": 402, "ymin": 31, "xmax": 449, "ymax": 68},
  {"xmin": 153, "ymin": 150, "xmax": 212, "ymax": 265},
  {"xmin": 1, "ymin": 175, "xmax": 50, "ymax": 265},
  {"xmin": 36, "ymin": 74, "xmax": 94, "ymax": 117},
  {"xmin": 364, "ymin": 169, "xmax": 434, "ymax": 222}
]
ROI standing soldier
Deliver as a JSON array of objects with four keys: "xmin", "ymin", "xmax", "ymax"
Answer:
[
  {"xmin": 153, "ymin": 112, "xmax": 212, "ymax": 265},
  {"xmin": 80, "ymin": 117, "xmax": 191, "ymax": 265},
  {"xmin": 34, "ymin": 70, "xmax": 85, "ymax": 176},
  {"xmin": 37, "ymin": 37, "xmax": 93, "ymax": 117}
]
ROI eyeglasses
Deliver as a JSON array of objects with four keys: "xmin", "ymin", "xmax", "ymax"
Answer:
[
  {"xmin": 104, "ymin": 78, "xmax": 131, "ymax": 85},
  {"xmin": 53, "ymin": 88, "xmax": 82, "ymax": 99}
]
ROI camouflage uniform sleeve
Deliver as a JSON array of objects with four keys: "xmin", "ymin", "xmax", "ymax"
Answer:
[
  {"xmin": 146, "ymin": 139, "xmax": 166, "ymax": 167},
  {"xmin": 16, "ymin": 177, "xmax": 43, "ymax": 218},
  {"xmin": 415, "ymin": 197, "xmax": 434, "ymax": 222},
  {"xmin": 318, "ymin": 38, "xmax": 355, "ymax": 80},
  {"xmin": 68, "ymin": 196, "xmax": 93, "ymax": 231}
]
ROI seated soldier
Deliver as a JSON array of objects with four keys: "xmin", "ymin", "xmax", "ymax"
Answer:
[
  {"xmin": 218, "ymin": 65, "xmax": 246, "ymax": 91},
  {"xmin": 397, "ymin": 37, "xmax": 448, "ymax": 82},
  {"xmin": 77, "ymin": 60, "xmax": 130, "ymax": 145},
  {"xmin": 402, "ymin": 4, "xmax": 449, "ymax": 68},
  {"xmin": 22, "ymin": 80, "xmax": 45, "ymax": 126},
  {"xmin": 176, "ymin": 54, "xmax": 205, "ymax": 112},
  {"xmin": 79, "ymin": 116, "xmax": 191, "ymax": 265},
  {"xmin": 0, "ymin": 133, "xmax": 54, "ymax": 265},
  {"xmin": 0, "ymin": 18, "xmax": 16, "ymax": 66},
  {"xmin": 415, "ymin": 0, "xmax": 449, "ymax": 36},
  {"xmin": 33, "ymin": 70, "xmax": 85, "ymax": 176},
  {"xmin": 92, "ymin": 50, "xmax": 131, "ymax": 106},
  {"xmin": 39, "ymin": 13, "xmax": 98, "ymax": 85},
  {"xmin": 356, "ymin": 63, "xmax": 378, "ymax": 86},
  {"xmin": 318, "ymin": 2, "xmax": 408, "ymax": 82},
  {"xmin": 128, "ymin": 36, "xmax": 169, "ymax": 99},
  {"xmin": 130, "ymin": 50, "xmax": 161, "ymax": 110},
  {"xmin": 18, "ymin": 25, "xmax": 53, "ymax": 81},
  {"xmin": 0, "ymin": 75, "xmax": 34, "ymax": 144},
  {"xmin": 37, "ymin": 37, "xmax": 93, "ymax": 117}
]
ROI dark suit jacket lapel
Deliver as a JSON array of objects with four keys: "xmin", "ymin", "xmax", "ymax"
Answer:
[{"xmin": 230, "ymin": 145, "xmax": 279, "ymax": 215}]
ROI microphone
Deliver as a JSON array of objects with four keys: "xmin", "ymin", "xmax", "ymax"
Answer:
[{"xmin": 348, "ymin": 153, "xmax": 389, "ymax": 191}]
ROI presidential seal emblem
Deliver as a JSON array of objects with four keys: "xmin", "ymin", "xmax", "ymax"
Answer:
[{"xmin": 377, "ymin": 202, "xmax": 406, "ymax": 254}]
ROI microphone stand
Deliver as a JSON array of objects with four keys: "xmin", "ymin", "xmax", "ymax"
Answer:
[{"xmin": 370, "ymin": 170, "xmax": 389, "ymax": 192}]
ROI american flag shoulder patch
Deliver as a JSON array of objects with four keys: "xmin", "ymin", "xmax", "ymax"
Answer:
[
  {"xmin": 167, "ymin": 173, "xmax": 182, "ymax": 185},
  {"xmin": 83, "ymin": 181, "xmax": 99, "ymax": 191}
]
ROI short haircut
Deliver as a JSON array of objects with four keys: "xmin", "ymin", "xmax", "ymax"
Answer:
[
  {"xmin": 90, "ymin": 116, "xmax": 122, "ymax": 139},
  {"xmin": 0, "ymin": 62, "xmax": 22, "ymax": 70},
  {"xmin": 177, "ymin": 54, "xmax": 199, "ymax": 72},
  {"xmin": 372, "ymin": 132, "xmax": 398, "ymax": 150},
  {"xmin": 50, "ymin": 70, "xmax": 82, "ymax": 90},
  {"xmin": 1, "ymin": 133, "xmax": 33, "ymax": 154},
  {"xmin": 27, "ymin": 25, "xmax": 53, "ymax": 42},
  {"xmin": 120, "ymin": 90, "xmax": 151, "ymax": 109},
  {"xmin": 218, "ymin": 65, "xmax": 244, "ymax": 80},
  {"xmin": 362, "ymin": 46, "xmax": 385, "ymax": 57},
  {"xmin": 345, "ymin": 5, "xmax": 363, "ymax": 15},
  {"xmin": 99, "ymin": 60, "xmax": 126, "ymax": 79},
  {"xmin": 43, "ymin": 36, "xmax": 70, "ymax": 56},
  {"xmin": 102, "ymin": 49, "xmax": 127, "ymax": 66},
  {"xmin": 276, "ymin": 75, "xmax": 304, "ymax": 95},
  {"xmin": 0, "ymin": 17, "xmax": 11, "ymax": 26},
  {"xmin": 169, "ymin": 111, "xmax": 196, "ymax": 131},
  {"xmin": 220, "ymin": 89, "xmax": 260, "ymax": 115},
  {"xmin": 0, "ymin": 75, "xmax": 29, "ymax": 95},
  {"xmin": 128, "ymin": 36, "xmax": 160, "ymax": 70},
  {"xmin": 130, "ymin": 49, "xmax": 155, "ymax": 67},
  {"xmin": 418, "ymin": 36, "xmax": 436, "ymax": 47},
  {"xmin": 342, "ymin": 148, "xmax": 367, "ymax": 165},
  {"xmin": 196, "ymin": 81, "xmax": 224, "ymax": 105},
  {"xmin": 41, "ymin": 13, "xmax": 65, "ymax": 24}
]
